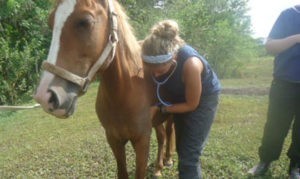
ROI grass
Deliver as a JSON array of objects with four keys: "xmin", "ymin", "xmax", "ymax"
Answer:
[
  {"xmin": 0, "ymin": 57, "xmax": 293, "ymax": 178},
  {"xmin": 221, "ymin": 57, "xmax": 273, "ymax": 88}
]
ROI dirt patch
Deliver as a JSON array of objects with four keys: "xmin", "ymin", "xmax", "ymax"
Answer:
[{"xmin": 221, "ymin": 87, "xmax": 270, "ymax": 96}]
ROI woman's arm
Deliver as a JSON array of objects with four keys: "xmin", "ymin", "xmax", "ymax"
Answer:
[
  {"xmin": 164, "ymin": 57, "xmax": 203, "ymax": 113},
  {"xmin": 265, "ymin": 34, "xmax": 300, "ymax": 55}
]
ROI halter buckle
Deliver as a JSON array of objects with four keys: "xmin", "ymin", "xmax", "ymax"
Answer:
[{"xmin": 82, "ymin": 78, "xmax": 90, "ymax": 94}]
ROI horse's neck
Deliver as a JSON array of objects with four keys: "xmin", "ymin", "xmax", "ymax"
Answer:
[
  {"xmin": 98, "ymin": 18, "xmax": 145, "ymax": 101},
  {"xmin": 99, "ymin": 51, "xmax": 143, "ymax": 100},
  {"xmin": 102, "ymin": 61, "xmax": 131, "ymax": 94}
]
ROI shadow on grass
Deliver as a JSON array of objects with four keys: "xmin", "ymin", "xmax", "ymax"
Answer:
[{"xmin": 246, "ymin": 170, "xmax": 287, "ymax": 179}]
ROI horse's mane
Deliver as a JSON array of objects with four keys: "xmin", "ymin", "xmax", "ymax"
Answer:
[{"xmin": 113, "ymin": 1, "xmax": 142, "ymax": 76}]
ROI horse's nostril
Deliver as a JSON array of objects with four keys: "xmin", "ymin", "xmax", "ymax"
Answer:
[{"xmin": 48, "ymin": 89, "xmax": 59, "ymax": 110}]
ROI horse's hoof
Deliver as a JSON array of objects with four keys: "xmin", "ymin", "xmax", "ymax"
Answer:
[
  {"xmin": 153, "ymin": 170, "xmax": 162, "ymax": 178},
  {"xmin": 164, "ymin": 159, "xmax": 173, "ymax": 167}
]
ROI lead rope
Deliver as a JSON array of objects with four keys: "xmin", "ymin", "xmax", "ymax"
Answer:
[
  {"xmin": 152, "ymin": 61, "xmax": 177, "ymax": 106},
  {"xmin": 0, "ymin": 104, "xmax": 41, "ymax": 111}
]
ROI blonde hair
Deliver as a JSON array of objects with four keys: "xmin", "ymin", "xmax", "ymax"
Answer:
[{"xmin": 142, "ymin": 20, "xmax": 185, "ymax": 56}]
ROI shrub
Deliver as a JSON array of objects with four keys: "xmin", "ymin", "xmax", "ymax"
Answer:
[{"xmin": 0, "ymin": 0, "xmax": 51, "ymax": 105}]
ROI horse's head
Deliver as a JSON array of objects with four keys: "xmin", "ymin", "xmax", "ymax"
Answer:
[{"xmin": 34, "ymin": 0, "xmax": 118, "ymax": 118}]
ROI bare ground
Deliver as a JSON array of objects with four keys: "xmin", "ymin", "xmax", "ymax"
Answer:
[{"xmin": 221, "ymin": 87, "xmax": 270, "ymax": 96}]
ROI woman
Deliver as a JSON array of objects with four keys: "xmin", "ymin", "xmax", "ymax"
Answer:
[{"xmin": 142, "ymin": 20, "xmax": 221, "ymax": 179}]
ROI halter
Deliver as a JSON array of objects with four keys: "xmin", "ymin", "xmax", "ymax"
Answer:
[{"xmin": 42, "ymin": 0, "xmax": 119, "ymax": 93}]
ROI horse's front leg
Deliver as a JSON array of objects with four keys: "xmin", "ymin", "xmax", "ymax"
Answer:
[
  {"xmin": 106, "ymin": 134, "xmax": 129, "ymax": 179},
  {"xmin": 164, "ymin": 115, "xmax": 175, "ymax": 167},
  {"xmin": 132, "ymin": 135, "xmax": 151, "ymax": 179},
  {"xmin": 154, "ymin": 124, "xmax": 166, "ymax": 177}
]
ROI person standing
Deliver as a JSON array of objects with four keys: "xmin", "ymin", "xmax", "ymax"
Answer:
[
  {"xmin": 142, "ymin": 20, "xmax": 221, "ymax": 179},
  {"xmin": 248, "ymin": 5, "xmax": 300, "ymax": 178}
]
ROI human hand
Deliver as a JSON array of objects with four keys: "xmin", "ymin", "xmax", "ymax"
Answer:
[
  {"xmin": 156, "ymin": 102, "xmax": 172, "ymax": 114},
  {"xmin": 151, "ymin": 103, "xmax": 172, "ymax": 127}
]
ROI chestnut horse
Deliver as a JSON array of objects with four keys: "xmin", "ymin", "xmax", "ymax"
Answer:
[{"xmin": 34, "ymin": 0, "xmax": 173, "ymax": 178}]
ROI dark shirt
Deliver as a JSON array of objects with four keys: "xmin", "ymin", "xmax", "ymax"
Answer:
[
  {"xmin": 269, "ymin": 6, "xmax": 300, "ymax": 82},
  {"xmin": 158, "ymin": 45, "xmax": 221, "ymax": 103}
]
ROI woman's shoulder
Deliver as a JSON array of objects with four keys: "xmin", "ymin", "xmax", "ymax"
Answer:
[
  {"xmin": 178, "ymin": 45, "xmax": 199, "ymax": 58},
  {"xmin": 178, "ymin": 44, "xmax": 194, "ymax": 52}
]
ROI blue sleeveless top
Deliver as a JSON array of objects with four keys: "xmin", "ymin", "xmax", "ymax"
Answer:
[
  {"xmin": 269, "ymin": 7, "xmax": 300, "ymax": 82},
  {"xmin": 158, "ymin": 45, "xmax": 221, "ymax": 103}
]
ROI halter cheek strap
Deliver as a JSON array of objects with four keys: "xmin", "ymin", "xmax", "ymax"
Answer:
[{"xmin": 42, "ymin": 0, "xmax": 118, "ymax": 93}]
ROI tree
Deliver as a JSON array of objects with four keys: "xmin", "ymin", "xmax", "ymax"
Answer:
[
  {"xmin": 122, "ymin": 0, "xmax": 257, "ymax": 78},
  {"xmin": 166, "ymin": 0, "xmax": 256, "ymax": 78}
]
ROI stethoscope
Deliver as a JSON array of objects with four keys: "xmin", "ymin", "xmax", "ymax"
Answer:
[{"xmin": 151, "ymin": 61, "xmax": 177, "ymax": 106}]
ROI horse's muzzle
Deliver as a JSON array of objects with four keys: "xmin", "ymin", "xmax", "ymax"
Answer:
[
  {"xmin": 34, "ymin": 75, "xmax": 80, "ymax": 119},
  {"xmin": 47, "ymin": 85, "xmax": 78, "ymax": 117}
]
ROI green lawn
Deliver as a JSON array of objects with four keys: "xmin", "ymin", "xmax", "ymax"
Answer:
[
  {"xmin": 221, "ymin": 57, "xmax": 273, "ymax": 88},
  {"xmin": 0, "ymin": 57, "xmax": 293, "ymax": 178}
]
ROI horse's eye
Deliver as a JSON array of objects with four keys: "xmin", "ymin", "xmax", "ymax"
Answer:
[
  {"xmin": 76, "ymin": 16, "xmax": 94, "ymax": 30},
  {"xmin": 78, "ymin": 19, "xmax": 90, "ymax": 28}
]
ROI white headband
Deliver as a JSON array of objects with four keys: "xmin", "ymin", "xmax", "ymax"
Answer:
[{"xmin": 142, "ymin": 53, "xmax": 173, "ymax": 64}]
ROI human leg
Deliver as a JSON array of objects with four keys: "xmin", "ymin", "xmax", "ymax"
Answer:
[
  {"xmin": 259, "ymin": 80, "xmax": 295, "ymax": 163},
  {"xmin": 174, "ymin": 94, "xmax": 219, "ymax": 179},
  {"xmin": 288, "ymin": 99, "xmax": 300, "ymax": 177},
  {"xmin": 249, "ymin": 80, "xmax": 295, "ymax": 176}
]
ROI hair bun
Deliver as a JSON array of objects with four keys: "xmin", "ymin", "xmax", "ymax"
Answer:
[{"xmin": 151, "ymin": 20, "xmax": 179, "ymax": 40}]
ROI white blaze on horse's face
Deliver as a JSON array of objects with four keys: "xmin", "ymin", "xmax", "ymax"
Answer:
[
  {"xmin": 34, "ymin": 0, "xmax": 78, "ymax": 118},
  {"xmin": 48, "ymin": 0, "xmax": 77, "ymax": 65}
]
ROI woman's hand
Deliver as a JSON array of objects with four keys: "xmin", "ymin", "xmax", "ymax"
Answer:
[{"xmin": 150, "ymin": 105, "xmax": 170, "ymax": 127}]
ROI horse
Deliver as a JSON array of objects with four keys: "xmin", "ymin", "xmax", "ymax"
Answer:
[{"xmin": 34, "ymin": 0, "xmax": 173, "ymax": 178}]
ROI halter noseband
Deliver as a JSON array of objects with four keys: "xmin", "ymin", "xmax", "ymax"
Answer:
[{"xmin": 42, "ymin": 0, "xmax": 118, "ymax": 93}]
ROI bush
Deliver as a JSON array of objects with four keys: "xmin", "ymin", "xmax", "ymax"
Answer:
[
  {"xmin": 0, "ymin": 0, "xmax": 51, "ymax": 105},
  {"xmin": 124, "ymin": 0, "xmax": 259, "ymax": 79},
  {"xmin": 167, "ymin": 0, "xmax": 257, "ymax": 78}
]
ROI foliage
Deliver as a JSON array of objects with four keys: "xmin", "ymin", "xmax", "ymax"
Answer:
[
  {"xmin": 0, "ymin": 0, "xmax": 51, "ymax": 105},
  {"xmin": 254, "ymin": 37, "xmax": 269, "ymax": 57},
  {"xmin": 119, "ymin": 0, "xmax": 162, "ymax": 39},
  {"xmin": 168, "ymin": 0, "xmax": 258, "ymax": 78},
  {"xmin": 121, "ymin": 0, "xmax": 259, "ymax": 78}
]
